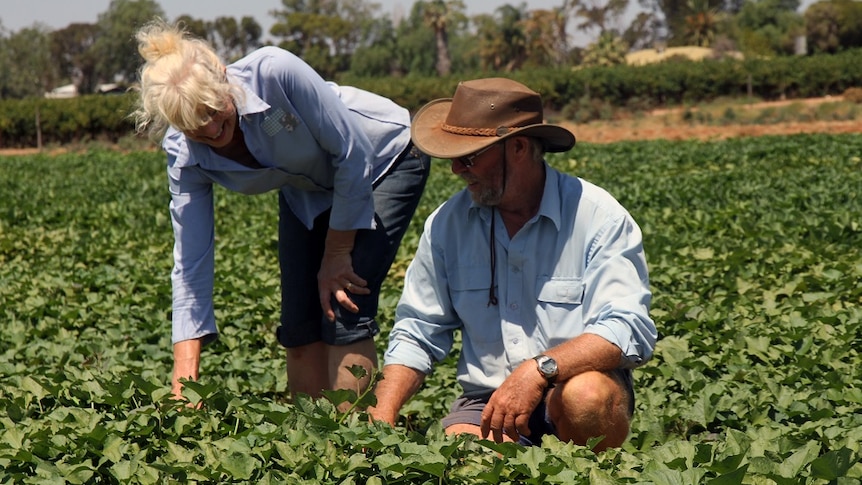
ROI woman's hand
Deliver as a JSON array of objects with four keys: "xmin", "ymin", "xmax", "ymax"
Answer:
[{"xmin": 318, "ymin": 229, "xmax": 369, "ymax": 321}]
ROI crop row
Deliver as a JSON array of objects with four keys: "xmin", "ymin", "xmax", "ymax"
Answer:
[{"xmin": 0, "ymin": 134, "xmax": 860, "ymax": 483}]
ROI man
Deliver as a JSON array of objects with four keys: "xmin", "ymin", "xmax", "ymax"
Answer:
[{"xmin": 368, "ymin": 78, "xmax": 657, "ymax": 450}]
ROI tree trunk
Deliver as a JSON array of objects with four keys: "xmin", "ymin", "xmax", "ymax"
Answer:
[{"xmin": 435, "ymin": 28, "xmax": 451, "ymax": 77}]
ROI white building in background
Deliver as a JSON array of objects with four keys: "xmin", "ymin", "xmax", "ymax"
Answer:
[
  {"xmin": 44, "ymin": 84, "xmax": 77, "ymax": 98},
  {"xmin": 44, "ymin": 83, "xmax": 123, "ymax": 98}
]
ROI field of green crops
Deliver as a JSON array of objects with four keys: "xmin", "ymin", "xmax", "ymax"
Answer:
[{"xmin": 1, "ymin": 134, "xmax": 861, "ymax": 484}]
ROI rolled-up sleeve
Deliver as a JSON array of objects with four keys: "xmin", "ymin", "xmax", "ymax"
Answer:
[
  {"xmin": 167, "ymin": 161, "xmax": 218, "ymax": 344},
  {"xmin": 384, "ymin": 215, "xmax": 460, "ymax": 374},
  {"xmin": 581, "ymin": 213, "xmax": 657, "ymax": 368}
]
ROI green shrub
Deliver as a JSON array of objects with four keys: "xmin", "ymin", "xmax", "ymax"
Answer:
[
  {"xmin": 0, "ymin": 94, "xmax": 136, "ymax": 148},
  {"xmin": 3, "ymin": 49, "xmax": 862, "ymax": 148}
]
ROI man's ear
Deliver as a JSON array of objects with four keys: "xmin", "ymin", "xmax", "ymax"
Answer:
[{"xmin": 510, "ymin": 136, "xmax": 531, "ymax": 155}]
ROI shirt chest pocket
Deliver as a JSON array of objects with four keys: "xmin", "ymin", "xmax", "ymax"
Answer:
[
  {"xmin": 450, "ymin": 264, "xmax": 491, "ymax": 293},
  {"xmin": 449, "ymin": 264, "xmax": 502, "ymax": 344},
  {"xmin": 537, "ymin": 276, "xmax": 585, "ymax": 306}
]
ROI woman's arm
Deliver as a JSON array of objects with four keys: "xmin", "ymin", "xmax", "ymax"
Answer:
[{"xmin": 171, "ymin": 337, "xmax": 202, "ymax": 401}]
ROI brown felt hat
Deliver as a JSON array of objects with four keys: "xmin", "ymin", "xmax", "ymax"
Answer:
[{"xmin": 411, "ymin": 77, "xmax": 576, "ymax": 159}]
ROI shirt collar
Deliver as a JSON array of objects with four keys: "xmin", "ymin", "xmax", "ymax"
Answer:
[
  {"xmin": 231, "ymin": 76, "xmax": 270, "ymax": 116},
  {"xmin": 537, "ymin": 163, "xmax": 562, "ymax": 231}
]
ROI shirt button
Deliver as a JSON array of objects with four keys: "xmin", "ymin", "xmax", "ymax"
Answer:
[
  {"xmin": 510, "ymin": 303, "xmax": 518, "ymax": 311},
  {"xmin": 512, "ymin": 338, "xmax": 519, "ymax": 344}
]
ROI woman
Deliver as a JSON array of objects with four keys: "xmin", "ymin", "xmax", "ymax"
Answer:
[{"xmin": 132, "ymin": 20, "xmax": 429, "ymax": 401}]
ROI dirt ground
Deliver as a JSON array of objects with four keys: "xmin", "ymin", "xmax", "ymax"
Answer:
[
  {"xmin": 566, "ymin": 118, "xmax": 862, "ymax": 144},
  {"xmin": 1, "ymin": 97, "xmax": 859, "ymax": 156},
  {"xmin": 562, "ymin": 96, "xmax": 862, "ymax": 144}
]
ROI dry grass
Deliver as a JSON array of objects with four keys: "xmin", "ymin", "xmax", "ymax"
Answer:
[{"xmin": 625, "ymin": 46, "xmax": 743, "ymax": 66}]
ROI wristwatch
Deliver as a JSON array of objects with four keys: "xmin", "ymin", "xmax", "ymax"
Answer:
[{"xmin": 533, "ymin": 355, "xmax": 559, "ymax": 385}]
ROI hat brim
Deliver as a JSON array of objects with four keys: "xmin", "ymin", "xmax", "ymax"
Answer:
[{"xmin": 411, "ymin": 98, "xmax": 576, "ymax": 159}]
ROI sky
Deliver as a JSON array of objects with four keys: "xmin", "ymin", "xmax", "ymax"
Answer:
[{"xmin": 1, "ymin": 0, "xmax": 563, "ymax": 34}]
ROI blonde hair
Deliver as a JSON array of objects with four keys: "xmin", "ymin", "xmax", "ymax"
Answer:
[{"xmin": 132, "ymin": 19, "xmax": 240, "ymax": 142}]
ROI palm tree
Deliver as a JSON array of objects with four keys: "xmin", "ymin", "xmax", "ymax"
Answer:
[
  {"xmin": 421, "ymin": 0, "xmax": 465, "ymax": 76},
  {"xmin": 684, "ymin": 0, "xmax": 720, "ymax": 47},
  {"xmin": 582, "ymin": 31, "xmax": 629, "ymax": 67},
  {"xmin": 573, "ymin": 0, "xmax": 629, "ymax": 37}
]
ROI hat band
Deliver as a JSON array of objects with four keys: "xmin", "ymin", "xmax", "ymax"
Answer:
[{"xmin": 442, "ymin": 123, "xmax": 513, "ymax": 137}]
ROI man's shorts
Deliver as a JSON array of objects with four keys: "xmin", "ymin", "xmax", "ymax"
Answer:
[{"xmin": 441, "ymin": 368, "xmax": 635, "ymax": 446}]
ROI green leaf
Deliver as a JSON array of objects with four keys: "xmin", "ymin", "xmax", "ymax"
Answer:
[
  {"xmin": 705, "ymin": 464, "xmax": 748, "ymax": 485},
  {"xmin": 777, "ymin": 442, "xmax": 821, "ymax": 478},
  {"xmin": 810, "ymin": 448, "xmax": 856, "ymax": 480},
  {"xmin": 219, "ymin": 451, "xmax": 258, "ymax": 479}
]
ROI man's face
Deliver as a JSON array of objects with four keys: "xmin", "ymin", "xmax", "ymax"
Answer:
[{"xmin": 451, "ymin": 142, "xmax": 505, "ymax": 206}]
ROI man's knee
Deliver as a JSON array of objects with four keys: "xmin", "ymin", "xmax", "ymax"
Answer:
[{"xmin": 547, "ymin": 370, "xmax": 631, "ymax": 449}]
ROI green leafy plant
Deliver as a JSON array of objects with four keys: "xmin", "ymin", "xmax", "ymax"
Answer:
[{"xmin": 1, "ymin": 135, "xmax": 860, "ymax": 483}]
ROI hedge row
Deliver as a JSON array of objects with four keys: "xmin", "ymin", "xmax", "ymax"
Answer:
[
  {"xmin": 0, "ymin": 94, "xmax": 137, "ymax": 148},
  {"xmin": 346, "ymin": 47, "xmax": 862, "ymax": 113},
  {"xmin": 2, "ymin": 49, "xmax": 861, "ymax": 148}
]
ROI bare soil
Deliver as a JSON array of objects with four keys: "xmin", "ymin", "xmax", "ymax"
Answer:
[{"xmin": 561, "ymin": 96, "xmax": 862, "ymax": 144}]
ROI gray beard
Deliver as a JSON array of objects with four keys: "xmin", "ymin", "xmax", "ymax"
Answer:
[{"xmin": 470, "ymin": 184, "xmax": 503, "ymax": 206}]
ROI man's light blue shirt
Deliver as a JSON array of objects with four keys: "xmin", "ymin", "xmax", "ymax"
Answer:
[
  {"xmin": 163, "ymin": 47, "xmax": 411, "ymax": 344},
  {"xmin": 384, "ymin": 165, "xmax": 657, "ymax": 397}
]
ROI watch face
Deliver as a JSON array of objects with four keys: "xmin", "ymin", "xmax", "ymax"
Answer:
[
  {"xmin": 536, "ymin": 356, "xmax": 558, "ymax": 378},
  {"xmin": 540, "ymin": 359, "xmax": 557, "ymax": 375}
]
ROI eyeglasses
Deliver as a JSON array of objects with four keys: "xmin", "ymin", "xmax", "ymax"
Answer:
[{"xmin": 457, "ymin": 143, "xmax": 497, "ymax": 168}]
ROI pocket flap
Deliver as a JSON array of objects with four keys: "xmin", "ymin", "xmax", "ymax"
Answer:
[{"xmin": 537, "ymin": 276, "xmax": 584, "ymax": 304}]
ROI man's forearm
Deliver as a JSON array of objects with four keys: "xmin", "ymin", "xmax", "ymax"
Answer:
[
  {"xmin": 368, "ymin": 364, "xmax": 426, "ymax": 425},
  {"xmin": 544, "ymin": 333, "xmax": 623, "ymax": 382}
]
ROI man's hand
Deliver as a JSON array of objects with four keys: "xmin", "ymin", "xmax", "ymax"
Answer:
[
  {"xmin": 367, "ymin": 403, "xmax": 398, "ymax": 426},
  {"xmin": 480, "ymin": 360, "xmax": 547, "ymax": 442}
]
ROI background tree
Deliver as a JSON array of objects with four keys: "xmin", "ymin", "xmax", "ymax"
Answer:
[
  {"xmin": 173, "ymin": 14, "xmax": 210, "ymax": 41},
  {"xmin": 805, "ymin": 0, "xmax": 862, "ymax": 53},
  {"xmin": 684, "ymin": 0, "xmax": 721, "ymax": 46},
  {"xmin": 573, "ymin": 0, "xmax": 630, "ymax": 37},
  {"xmin": 0, "ymin": 22, "xmax": 8, "ymax": 98},
  {"xmin": 582, "ymin": 30, "xmax": 629, "ymax": 66},
  {"xmin": 207, "ymin": 16, "xmax": 262, "ymax": 61},
  {"xmin": 212, "ymin": 16, "xmax": 241, "ymax": 60},
  {"xmin": 623, "ymin": 10, "xmax": 661, "ymax": 50},
  {"xmin": 523, "ymin": 7, "xmax": 571, "ymax": 67},
  {"xmin": 270, "ymin": 0, "xmax": 380, "ymax": 78},
  {"xmin": 50, "ymin": 23, "xmax": 100, "ymax": 94},
  {"xmin": 239, "ymin": 16, "xmax": 264, "ymax": 56},
  {"xmin": 732, "ymin": 0, "xmax": 804, "ymax": 56},
  {"xmin": 391, "ymin": 2, "xmax": 438, "ymax": 76},
  {"xmin": 571, "ymin": 0, "xmax": 639, "ymax": 59},
  {"xmin": 418, "ymin": 0, "xmax": 467, "ymax": 76},
  {"xmin": 639, "ymin": 0, "xmax": 707, "ymax": 45},
  {"xmin": 475, "ymin": 5, "xmax": 527, "ymax": 71},
  {"xmin": 804, "ymin": 1, "xmax": 841, "ymax": 53},
  {"xmin": 1, "ymin": 24, "xmax": 56, "ymax": 98},
  {"xmin": 92, "ymin": 0, "xmax": 165, "ymax": 84},
  {"xmin": 348, "ymin": 16, "xmax": 399, "ymax": 76}
]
